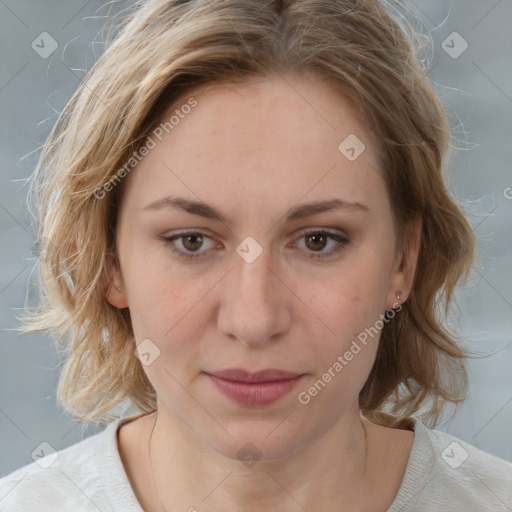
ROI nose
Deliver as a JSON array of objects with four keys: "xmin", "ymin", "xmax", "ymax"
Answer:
[{"xmin": 216, "ymin": 243, "xmax": 292, "ymax": 347}]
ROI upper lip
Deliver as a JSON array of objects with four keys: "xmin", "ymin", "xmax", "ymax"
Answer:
[{"xmin": 206, "ymin": 368, "xmax": 303, "ymax": 383}]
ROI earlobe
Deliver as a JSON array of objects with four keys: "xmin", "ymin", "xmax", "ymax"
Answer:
[
  {"xmin": 387, "ymin": 216, "xmax": 422, "ymax": 309},
  {"xmin": 105, "ymin": 253, "xmax": 129, "ymax": 309}
]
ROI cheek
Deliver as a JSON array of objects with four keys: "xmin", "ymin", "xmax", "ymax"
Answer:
[
  {"xmin": 298, "ymin": 254, "xmax": 391, "ymax": 380},
  {"xmin": 123, "ymin": 243, "xmax": 203, "ymax": 328},
  {"xmin": 126, "ymin": 262, "xmax": 232, "ymax": 382},
  {"xmin": 129, "ymin": 281, "xmax": 205, "ymax": 348},
  {"xmin": 297, "ymin": 282, "xmax": 382, "ymax": 416},
  {"xmin": 127, "ymin": 277, "xmax": 207, "ymax": 400},
  {"xmin": 306, "ymin": 267, "xmax": 386, "ymax": 340}
]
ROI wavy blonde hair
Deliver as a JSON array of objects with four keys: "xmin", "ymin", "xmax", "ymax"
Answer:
[{"xmin": 21, "ymin": 0, "xmax": 478, "ymax": 428}]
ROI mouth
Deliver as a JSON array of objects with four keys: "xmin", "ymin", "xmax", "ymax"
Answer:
[{"xmin": 204, "ymin": 368, "xmax": 305, "ymax": 407}]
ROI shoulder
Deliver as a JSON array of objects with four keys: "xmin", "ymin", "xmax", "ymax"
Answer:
[
  {"xmin": 389, "ymin": 417, "xmax": 512, "ymax": 512},
  {"xmin": 0, "ymin": 417, "xmax": 132, "ymax": 511}
]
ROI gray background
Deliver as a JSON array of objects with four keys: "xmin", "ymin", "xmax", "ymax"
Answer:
[{"xmin": 1, "ymin": 0, "xmax": 511, "ymax": 479}]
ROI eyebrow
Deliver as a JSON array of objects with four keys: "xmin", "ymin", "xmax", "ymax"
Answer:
[{"xmin": 143, "ymin": 196, "xmax": 370, "ymax": 223}]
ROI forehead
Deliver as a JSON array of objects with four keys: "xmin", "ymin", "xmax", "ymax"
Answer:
[{"xmin": 120, "ymin": 73, "xmax": 386, "ymax": 221}]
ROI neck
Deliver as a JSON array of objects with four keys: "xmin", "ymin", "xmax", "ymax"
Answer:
[{"xmin": 147, "ymin": 402, "xmax": 370, "ymax": 512}]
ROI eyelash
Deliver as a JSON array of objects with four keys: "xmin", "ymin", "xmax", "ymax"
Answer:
[{"xmin": 157, "ymin": 229, "xmax": 349, "ymax": 261}]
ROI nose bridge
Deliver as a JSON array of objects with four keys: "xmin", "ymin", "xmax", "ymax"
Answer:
[
  {"xmin": 234, "ymin": 234, "xmax": 276, "ymax": 295},
  {"xmin": 237, "ymin": 246, "xmax": 274, "ymax": 303},
  {"xmin": 218, "ymin": 238, "xmax": 291, "ymax": 344}
]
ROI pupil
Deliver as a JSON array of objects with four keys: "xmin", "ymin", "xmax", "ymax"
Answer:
[
  {"xmin": 307, "ymin": 233, "xmax": 326, "ymax": 251},
  {"xmin": 184, "ymin": 235, "xmax": 202, "ymax": 251}
]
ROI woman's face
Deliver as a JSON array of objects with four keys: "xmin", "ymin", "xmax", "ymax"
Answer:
[{"xmin": 107, "ymin": 72, "xmax": 420, "ymax": 460}]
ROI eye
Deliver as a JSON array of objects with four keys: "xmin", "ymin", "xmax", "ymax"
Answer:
[
  {"xmin": 292, "ymin": 229, "xmax": 349, "ymax": 259},
  {"xmin": 157, "ymin": 231, "xmax": 217, "ymax": 259},
  {"xmin": 158, "ymin": 228, "xmax": 350, "ymax": 261}
]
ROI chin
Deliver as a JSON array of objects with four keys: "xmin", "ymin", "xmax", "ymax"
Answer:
[{"xmin": 199, "ymin": 420, "xmax": 319, "ymax": 464}]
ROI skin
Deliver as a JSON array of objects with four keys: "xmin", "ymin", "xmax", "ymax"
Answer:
[{"xmin": 106, "ymin": 71, "xmax": 422, "ymax": 512}]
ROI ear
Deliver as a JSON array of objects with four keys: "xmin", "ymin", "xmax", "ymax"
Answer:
[
  {"xmin": 386, "ymin": 216, "xmax": 422, "ymax": 309},
  {"xmin": 105, "ymin": 251, "xmax": 128, "ymax": 309}
]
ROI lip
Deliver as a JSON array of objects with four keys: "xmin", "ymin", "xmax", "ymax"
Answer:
[
  {"xmin": 205, "ymin": 368, "xmax": 305, "ymax": 406},
  {"xmin": 208, "ymin": 368, "xmax": 303, "ymax": 383}
]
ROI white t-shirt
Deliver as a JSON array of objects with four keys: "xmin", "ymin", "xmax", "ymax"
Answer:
[{"xmin": 0, "ymin": 413, "xmax": 511, "ymax": 511}]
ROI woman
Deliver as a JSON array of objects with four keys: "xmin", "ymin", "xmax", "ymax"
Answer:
[{"xmin": 1, "ymin": 0, "xmax": 511, "ymax": 510}]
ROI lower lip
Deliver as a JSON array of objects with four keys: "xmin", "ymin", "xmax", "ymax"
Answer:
[{"xmin": 207, "ymin": 374, "xmax": 304, "ymax": 406}]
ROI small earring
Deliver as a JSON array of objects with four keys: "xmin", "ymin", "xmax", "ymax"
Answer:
[
  {"xmin": 396, "ymin": 290, "xmax": 402, "ymax": 302},
  {"xmin": 115, "ymin": 285, "xmax": 125, "ymax": 294}
]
